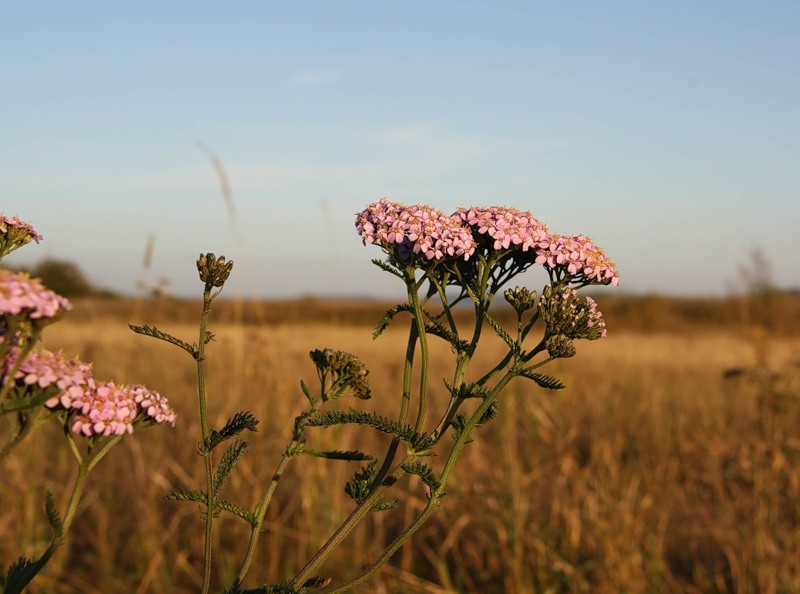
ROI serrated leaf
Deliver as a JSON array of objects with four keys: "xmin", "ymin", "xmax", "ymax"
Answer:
[
  {"xmin": 306, "ymin": 408, "xmax": 434, "ymax": 452},
  {"xmin": 5, "ymin": 556, "xmax": 36, "ymax": 593},
  {"xmin": 301, "ymin": 449, "xmax": 375, "ymax": 462},
  {"xmin": 164, "ymin": 487, "xmax": 207, "ymax": 504},
  {"xmin": 205, "ymin": 411, "xmax": 259, "ymax": 451},
  {"xmin": 214, "ymin": 440, "xmax": 248, "ymax": 496},
  {"xmin": 402, "ymin": 461, "xmax": 441, "ymax": 493},
  {"xmin": 484, "ymin": 313, "xmax": 518, "ymax": 354},
  {"xmin": 128, "ymin": 324, "xmax": 195, "ymax": 354},
  {"xmin": 519, "ymin": 370, "xmax": 566, "ymax": 390},
  {"xmin": 477, "ymin": 401, "xmax": 500, "ymax": 427},
  {"xmin": 371, "ymin": 258, "xmax": 404, "ymax": 279},
  {"xmin": 345, "ymin": 460, "xmax": 377, "ymax": 504},
  {"xmin": 372, "ymin": 498, "xmax": 399, "ymax": 511},
  {"xmin": 216, "ymin": 497, "xmax": 256, "ymax": 524},
  {"xmin": 373, "ymin": 303, "xmax": 413, "ymax": 338},
  {"xmin": 45, "ymin": 491, "xmax": 63, "ymax": 538}
]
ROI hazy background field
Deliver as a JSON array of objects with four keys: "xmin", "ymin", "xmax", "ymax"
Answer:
[{"xmin": 2, "ymin": 293, "xmax": 799, "ymax": 593}]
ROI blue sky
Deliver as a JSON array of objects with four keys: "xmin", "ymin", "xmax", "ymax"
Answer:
[{"xmin": 2, "ymin": 1, "xmax": 798, "ymax": 299}]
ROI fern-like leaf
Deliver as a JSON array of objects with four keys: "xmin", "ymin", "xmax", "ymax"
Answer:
[
  {"xmin": 477, "ymin": 400, "xmax": 500, "ymax": 426},
  {"xmin": 373, "ymin": 303, "xmax": 413, "ymax": 338},
  {"xmin": 518, "ymin": 370, "xmax": 566, "ymax": 390},
  {"xmin": 344, "ymin": 460, "xmax": 377, "ymax": 504},
  {"xmin": 128, "ymin": 324, "xmax": 195, "ymax": 354},
  {"xmin": 216, "ymin": 497, "xmax": 256, "ymax": 524},
  {"xmin": 301, "ymin": 449, "xmax": 375, "ymax": 462},
  {"xmin": 164, "ymin": 487, "xmax": 207, "ymax": 504},
  {"xmin": 4, "ymin": 556, "xmax": 36, "ymax": 593},
  {"xmin": 214, "ymin": 440, "xmax": 248, "ymax": 496},
  {"xmin": 204, "ymin": 411, "xmax": 259, "ymax": 452},
  {"xmin": 371, "ymin": 258, "xmax": 404, "ymax": 279},
  {"xmin": 44, "ymin": 491, "xmax": 63, "ymax": 538},
  {"xmin": 484, "ymin": 313, "xmax": 518, "ymax": 354},
  {"xmin": 306, "ymin": 408, "xmax": 434, "ymax": 452},
  {"xmin": 402, "ymin": 461, "xmax": 441, "ymax": 493}
]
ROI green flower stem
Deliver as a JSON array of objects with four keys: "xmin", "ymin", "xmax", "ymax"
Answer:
[
  {"xmin": 6, "ymin": 432, "xmax": 123, "ymax": 594},
  {"xmin": 196, "ymin": 288, "xmax": 216, "ymax": 594},
  {"xmin": 406, "ymin": 270, "xmax": 431, "ymax": 434},
  {"xmin": 232, "ymin": 399, "xmax": 319, "ymax": 590},
  {"xmin": 291, "ymin": 463, "xmax": 410, "ymax": 589},
  {"xmin": 323, "ymin": 369, "xmax": 518, "ymax": 594}
]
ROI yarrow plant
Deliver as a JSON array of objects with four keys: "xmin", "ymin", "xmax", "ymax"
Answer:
[
  {"xmin": 0, "ymin": 200, "xmax": 618, "ymax": 593},
  {"xmin": 0, "ymin": 214, "xmax": 176, "ymax": 594},
  {"xmin": 130, "ymin": 197, "xmax": 618, "ymax": 594}
]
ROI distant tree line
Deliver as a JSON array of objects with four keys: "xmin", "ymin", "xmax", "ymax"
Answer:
[{"xmin": 10, "ymin": 258, "xmax": 117, "ymax": 298}]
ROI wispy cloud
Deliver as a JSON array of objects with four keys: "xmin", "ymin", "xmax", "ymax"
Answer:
[{"xmin": 289, "ymin": 69, "xmax": 346, "ymax": 88}]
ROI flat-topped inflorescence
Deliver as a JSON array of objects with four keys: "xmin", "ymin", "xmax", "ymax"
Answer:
[
  {"xmin": 69, "ymin": 382, "xmax": 176, "ymax": 437},
  {"xmin": 534, "ymin": 233, "xmax": 619, "ymax": 287},
  {"xmin": 454, "ymin": 205, "xmax": 549, "ymax": 252},
  {"xmin": 5, "ymin": 348, "xmax": 95, "ymax": 408},
  {"xmin": 0, "ymin": 270, "xmax": 72, "ymax": 322},
  {"xmin": 356, "ymin": 198, "xmax": 476, "ymax": 263},
  {"xmin": 0, "ymin": 215, "xmax": 43, "ymax": 260}
]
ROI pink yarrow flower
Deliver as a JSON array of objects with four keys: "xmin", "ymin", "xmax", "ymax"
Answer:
[
  {"xmin": 356, "ymin": 198, "xmax": 475, "ymax": 262},
  {"xmin": 535, "ymin": 234, "xmax": 619, "ymax": 286},
  {"xmin": 454, "ymin": 206, "xmax": 549, "ymax": 252},
  {"xmin": 70, "ymin": 382, "xmax": 176, "ymax": 437},
  {"xmin": 13, "ymin": 349, "xmax": 96, "ymax": 409},
  {"xmin": 0, "ymin": 215, "xmax": 43, "ymax": 245},
  {"xmin": 0, "ymin": 270, "xmax": 72, "ymax": 320}
]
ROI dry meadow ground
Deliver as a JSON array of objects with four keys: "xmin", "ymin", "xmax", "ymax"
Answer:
[{"xmin": 2, "ymin": 297, "xmax": 799, "ymax": 593}]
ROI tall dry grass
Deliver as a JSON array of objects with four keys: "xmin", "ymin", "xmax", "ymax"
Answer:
[{"xmin": 2, "ymin": 299, "xmax": 799, "ymax": 593}]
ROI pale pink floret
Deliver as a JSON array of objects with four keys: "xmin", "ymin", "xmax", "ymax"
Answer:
[
  {"xmin": 70, "ymin": 381, "xmax": 176, "ymax": 437},
  {"xmin": 355, "ymin": 198, "xmax": 476, "ymax": 262},
  {"xmin": 0, "ymin": 215, "xmax": 43, "ymax": 244},
  {"xmin": 0, "ymin": 270, "xmax": 71, "ymax": 320},
  {"xmin": 454, "ymin": 206, "xmax": 549, "ymax": 252},
  {"xmin": 12, "ymin": 349, "xmax": 95, "ymax": 409},
  {"xmin": 535, "ymin": 234, "xmax": 620, "ymax": 286}
]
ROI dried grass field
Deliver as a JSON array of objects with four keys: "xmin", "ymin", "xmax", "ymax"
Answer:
[{"xmin": 2, "ymin": 297, "xmax": 800, "ymax": 593}]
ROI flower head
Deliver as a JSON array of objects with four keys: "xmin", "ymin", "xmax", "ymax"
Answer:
[
  {"xmin": 0, "ymin": 215, "xmax": 43, "ymax": 259},
  {"xmin": 0, "ymin": 270, "xmax": 72, "ymax": 322},
  {"xmin": 355, "ymin": 198, "xmax": 475, "ymax": 263},
  {"xmin": 69, "ymin": 381, "xmax": 176, "ymax": 437},
  {"xmin": 454, "ymin": 206, "xmax": 549, "ymax": 252},
  {"xmin": 534, "ymin": 234, "xmax": 619, "ymax": 286},
  {"xmin": 538, "ymin": 286, "xmax": 608, "ymax": 341},
  {"xmin": 12, "ymin": 349, "xmax": 96, "ymax": 409}
]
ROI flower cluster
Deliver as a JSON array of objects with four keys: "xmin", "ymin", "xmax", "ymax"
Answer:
[
  {"xmin": 356, "ymin": 198, "xmax": 475, "ymax": 263},
  {"xmin": 310, "ymin": 348, "xmax": 371, "ymax": 401},
  {"xmin": 534, "ymin": 234, "xmax": 620, "ymax": 286},
  {"xmin": 455, "ymin": 206, "xmax": 548, "ymax": 252},
  {"xmin": 2, "ymin": 346, "xmax": 176, "ymax": 437},
  {"xmin": 69, "ymin": 382, "xmax": 176, "ymax": 437},
  {"xmin": 0, "ymin": 270, "xmax": 72, "ymax": 322},
  {"xmin": 10, "ymin": 348, "xmax": 95, "ymax": 408},
  {"xmin": 0, "ymin": 215, "xmax": 43, "ymax": 259},
  {"xmin": 356, "ymin": 199, "xmax": 619, "ymax": 288},
  {"xmin": 538, "ymin": 286, "xmax": 608, "ymax": 341}
]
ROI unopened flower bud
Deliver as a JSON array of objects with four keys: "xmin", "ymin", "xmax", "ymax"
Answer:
[
  {"xmin": 504, "ymin": 286, "xmax": 537, "ymax": 314},
  {"xmin": 196, "ymin": 253, "xmax": 234, "ymax": 288},
  {"xmin": 546, "ymin": 334, "xmax": 576, "ymax": 359}
]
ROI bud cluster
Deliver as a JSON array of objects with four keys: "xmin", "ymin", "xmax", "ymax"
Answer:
[
  {"xmin": 503, "ymin": 286, "xmax": 537, "ymax": 315},
  {"xmin": 310, "ymin": 348, "xmax": 371, "ymax": 401},
  {"xmin": 197, "ymin": 253, "xmax": 234, "ymax": 288},
  {"xmin": 538, "ymin": 286, "xmax": 608, "ymax": 341}
]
